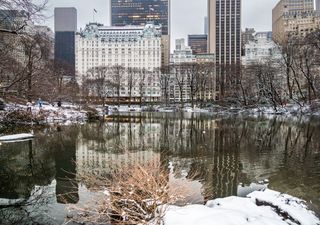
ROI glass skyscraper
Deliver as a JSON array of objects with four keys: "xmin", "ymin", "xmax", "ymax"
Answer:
[
  {"xmin": 54, "ymin": 8, "xmax": 77, "ymax": 76},
  {"xmin": 110, "ymin": 0, "xmax": 169, "ymax": 35}
]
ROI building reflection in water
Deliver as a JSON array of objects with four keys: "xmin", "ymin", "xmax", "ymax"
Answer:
[
  {"xmin": 0, "ymin": 139, "xmax": 55, "ymax": 200},
  {"xmin": 0, "ymin": 113, "xmax": 320, "ymax": 224},
  {"xmin": 75, "ymin": 113, "xmax": 320, "ymax": 207},
  {"xmin": 0, "ymin": 125, "xmax": 81, "ymax": 206},
  {"xmin": 53, "ymin": 126, "xmax": 79, "ymax": 204},
  {"xmin": 75, "ymin": 114, "xmax": 243, "ymax": 202}
]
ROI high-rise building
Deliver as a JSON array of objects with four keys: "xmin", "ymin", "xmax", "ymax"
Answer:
[
  {"xmin": 110, "ymin": 0, "xmax": 169, "ymax": 35},
  {"xmin": 317, "ymin": 0, "xmax": 320, "ymax": 11},
  {"xmin": 204, "ymin": 16, "xmax": 208, "ymax": 34},
  {"xmin": 54, "ymin": 7, "xmax": 77, "ymax": 76},
  {"xmin": 241, "ymin": 28, "xmax": 255, "ymax": 56},
  {"xmin": 208, "ymin": 0, "xmax": 241, "ymax": 99},
  {"xmin": 110, "ymin": 0, "xmax": 170, "ymax": 67},
  {"xmin": 272, "ymin": 0, "xmax": 317, "ymax": 44},
  {"xmin": 188, "ymin": 34, "xmax": 208, "ymax": 54}
]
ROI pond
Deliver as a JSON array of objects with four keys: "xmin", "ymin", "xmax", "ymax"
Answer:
[{"xmin": 0, "ymin": 112, "xmax": 319, "ymax": 224}]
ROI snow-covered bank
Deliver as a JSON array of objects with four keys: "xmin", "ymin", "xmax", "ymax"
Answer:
[
  {"xmin": 205, "ymin": 103, "xmax": 320, "ymax": 118},
  {"xmin": 0, "ymin": 103, "xmax": 88, "ymax": 125},
  {"xmin": 162, "ymin": 189, "xmax": 319, "ymax": 225}
]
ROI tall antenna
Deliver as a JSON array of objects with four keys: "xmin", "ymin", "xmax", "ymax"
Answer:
[{"xmin": 93, "ymin": 9, "xmax": 97, "ymax": 22}]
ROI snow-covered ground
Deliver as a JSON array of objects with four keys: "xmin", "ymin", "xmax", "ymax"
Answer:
[
  {"xmin": 1, "ymin": 103, "xmax": 87, "ymax": 125},
  {"xmin": 214, "ymin": 103, "xmax": 320, "ymax": 118},
  {"xmin": 1, "ymin": 101, "xmax": 320, "ymax": 126},
  {"xmin": 162, "ymin": 189, "xmax": 320, "ymax": 225}
]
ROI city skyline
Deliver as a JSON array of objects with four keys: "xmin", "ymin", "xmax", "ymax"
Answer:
[{"xmin": 43, "ymin": 0, "xmax": 278, "ymax": 49}]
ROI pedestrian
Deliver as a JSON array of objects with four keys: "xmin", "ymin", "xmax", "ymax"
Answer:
[
  {"xmin": 27, "ymin": 101, "xmax": 32, "ymax": 113},
  {"xmin": 57, "ymin": 100, "xmax": 62, "ymax": 107},
  {"xmin": 38, "ymin": 98, "xmax": 43, "ymax": 108}
]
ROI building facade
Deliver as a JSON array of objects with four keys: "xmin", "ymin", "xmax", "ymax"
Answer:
[
  {"xmin": 169, "ymin": 39, "xmax": 215, "ymax": 103},
  {"xmin": 188, "ymin": 34, "xmax": 208, "ymax": 54},
  {"xmin": 54, "ymin": 7, "xmax": 77, "ymax": 76},
  {"xmin": 195, "ymin": 53, "xmax": 215, "ymax": 63},
  {"xmin": 241, "ymin": 28, "xmax": 255, "ymax": 56},
  {"xmin": 317, "ymin": 0, "xmax": 320, "ymax": 11},
  {"xmin": 110, "ymin": 0, "xmax": 170, "ymax": 67},
  {"xmin": 272, "ymin": 0, "xmax": 318, "ymax": 44},
  {"xmin": 0, "ymin": 10, "xmax": 32, "ymax": 91},
  {"xmin": 243, "ymin": 31, "xmax": 286, "ymax": 99},
  {"xmin": 0, "ymin": 10, "xmax": 33, "ymax": 32},
  {"xmin": 170, "ymin": 39, "xmax": 195, "ymax": 64},
  {"xmin": 284, "ymin": 12, "xmax": 320, "ymax": 38},
  {"xmin": 243, "ymin": 32, "xmax": 282, "ymax": 65},
  {"xmin": 34, "ymin": 25, "xmax": 55, "ymax": 59},
  {"xmin": 75, "ymin": 23, "xmax": 162, "ymax": 102},
  {"xmin": 208, "ymin": 0, "xmax": 241, "ymax": 61},
  {"xmin": 204, "ymin": 16, "xmax": 208, "ymax": 34},
  {"xmin": 110, "ymin": 0, "xmax": 169, "ymax": 35},
  {"xmin": 0, "ymin": 10, "xmax": 33, "ymax": 62},
  {"xmin": 208, "ymin": 0, "xmax": 242, "ymax": 99},
  {"xmin": 169, "ymin": 39, "xmax": 194, "ymax": 102}
]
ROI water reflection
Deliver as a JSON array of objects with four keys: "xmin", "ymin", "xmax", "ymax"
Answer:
[
  {"xmin": 75, "ymin": 113, "xmax": 320, "ymax": 207},
  {"xmin": 0, "ymin": 113, "xmax": 319, "ymax": 224},
  {"xmin": 0, "ymin": 126, "xmax": 79, "ymax": 225}
]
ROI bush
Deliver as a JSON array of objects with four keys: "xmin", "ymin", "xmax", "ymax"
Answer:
[
  {"xmin": 1, "ymin": 110, "xmax": 45, "ymax": 125},
  {"xmin": 67, "ymin": 159, "xmax": 187, "ymax": 225}
]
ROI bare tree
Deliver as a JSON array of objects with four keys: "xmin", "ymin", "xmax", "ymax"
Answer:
[
  {"xmin": 158, "ymin": 66, "xmax": 171, "ymax": 106},
  {"xmin": 0, "ymin": 31, "xmax": 52, "ymax": 101},
  {"xmin": 255, "ymin": 59, "xmax": 284, "ymax": 110},
  {"xmin": 294, "ymin": 34, "xmax": 320, "ymax": 104},
  {"xmin": 196, "ymin": 62, "xmax": 215, "ymax": 105},
  {"xmin": 173, "ymin": 64, "xmax": 186, "ymax": 108},
  {"xmin": 138, "ymin": 68, "xmax": 147, "ymax": 107},
  {"xmin": 110, "ymin": 65, "xmax": 125, "ymax": 107},
  {"xmin": 184, "ymin": 63, "xmax": 202, "ymax": 108},
  {"xmin": 127, "ymin": 67, "xmax": 138, "ymax": 108},
  {"xmin": 83, "ymin": 66, "xmax": 111, "ymax": 107},
  {"xmin": 21, "ymin": 32, "xmax": 51, "ymax": 101},
  {"xmin": 0, "ymin": 0, "xmax": 48, "ymax": 34}
]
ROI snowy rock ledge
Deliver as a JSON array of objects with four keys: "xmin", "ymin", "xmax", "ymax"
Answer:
[{"xmin": 162, "ymin": 189, "xmax": 319, "ymax": 225}]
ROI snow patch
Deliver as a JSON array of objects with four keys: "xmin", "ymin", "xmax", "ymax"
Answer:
[
  {"xmin": 248, "ymin": 189, "xmax": 320, "ymax": 225},
  {"xmin": 162, "ymin": 189, "xmax": 320, "ymax": 225},
  {"xmin": 0, "ymin": 133, "xmax": 34, "ymax": 142}
]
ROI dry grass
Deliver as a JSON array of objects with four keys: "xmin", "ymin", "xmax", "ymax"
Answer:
[{"xmin": 66, "ymin": 158, "xmax": 188, "ymax": 225}]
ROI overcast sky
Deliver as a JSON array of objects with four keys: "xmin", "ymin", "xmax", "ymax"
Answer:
[{"xmin": 43, "ymin": 0, "xmax": 279, "ymax": 47}]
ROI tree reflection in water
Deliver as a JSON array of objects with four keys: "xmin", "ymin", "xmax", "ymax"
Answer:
[
  {"xmin": 0, "ymin": 113, "xmax": 319, "ymax": 224},
  {"xmin": 0, "ymin": 126, "xmax": 79, "ymax": 225},
  {"xmin": 76, "ymin": 113, "xmax": 320, "ymax": 209}
]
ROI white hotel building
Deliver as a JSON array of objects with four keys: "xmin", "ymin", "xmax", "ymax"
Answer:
[
  {"xmin": 75, "ymin": 23, "xmax": 162, "ymax": 101},
  {"xmin": 243, "ymin": 32, "xmax": 283, "ymax": 65}
]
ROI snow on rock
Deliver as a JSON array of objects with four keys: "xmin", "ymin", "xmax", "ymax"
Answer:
[
  {"xmin": 248, "ymin": 189, "xmax": 320, "ymax": 225},
  {"xmin": 0, "ymin": 133, "xmax": 34, "ymax": 142},
  {"xmin": 162, "ymin": 189, "xmax": 320, "ymax": 225}
]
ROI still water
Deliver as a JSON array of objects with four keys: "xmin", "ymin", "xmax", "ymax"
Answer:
[{"xmin": 0, "ymin": 113, "xmax": 319, "ymax": 224}]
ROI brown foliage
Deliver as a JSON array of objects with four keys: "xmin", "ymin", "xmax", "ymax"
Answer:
[
  {"xmin": 67, "ymin": 159, "xmax": 188, "ymax": 225},
  {"xmin": 2, "ymin": 109, "xmax": 45, "ymax": 124}
]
